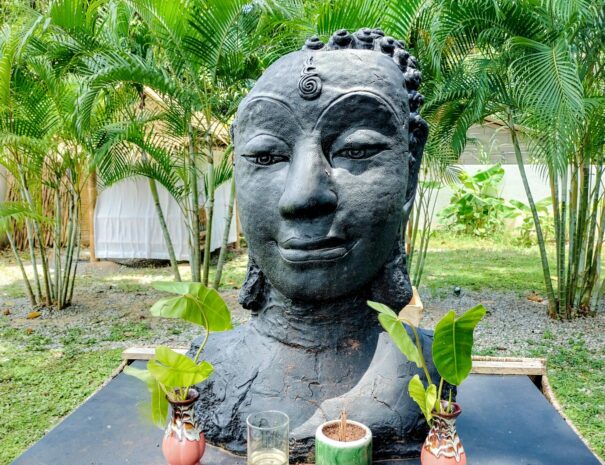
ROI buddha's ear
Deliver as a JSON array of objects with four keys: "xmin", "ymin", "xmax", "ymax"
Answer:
[
  {"xmin": 402, "ymin": 111, "xmax": 428, "ymax": 224},
  {"xmin": 370, "ymin": 238, "xmax": 413, "ymax": 309},
  {"xmin": 238, "ymin": 254, "xmax": 268, "ymax": 312}
]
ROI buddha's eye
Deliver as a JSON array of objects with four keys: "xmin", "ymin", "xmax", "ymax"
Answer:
[
  {"xmin": 244, "ymin": 153, "xmax": 289, "ymax": 166},
  {"xmin": 333, "ymin": 146, "xmax": 385, "ymax": 160}
]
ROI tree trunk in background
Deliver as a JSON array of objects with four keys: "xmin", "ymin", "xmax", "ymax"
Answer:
[
  {"xmin": 148, "ymin": 177, "xmax": 181, "ymax": 281},
  {"xmin": 19, "ymin": 172, "xmax": 52, "ymax": 305},
  {"xmin": 508, "ymin": 111, "xmax": 557, "ymax": 317},
  {"xmin": 88, "ymin": 168, "xmax": 98, "ymax": 262},
  {"xmin": 54, "ymin": 189, "xmax": 62, "ymax": 309},
  {"xmin": 7, "ymin": 230, "xmax": 36, "ymax": 306},
  {"xmin": 202, "ymin": 137, "xmax": 215, "ymax": 286},
  {"xmin": 188, "ymin": 123, "xmax": 201, "ymax": 282},
  {"xmin": 234, "ymin": 199, "xmax": 241, "ymax": 250},
  {"xmin": 213, "ymin": 175, "xmax": 235, "ymax": 289}
]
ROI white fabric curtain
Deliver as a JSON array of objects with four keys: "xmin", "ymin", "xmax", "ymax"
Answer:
[{"xmin": 94, "ymin": 177, "xmax": 236, "ymax": 260}]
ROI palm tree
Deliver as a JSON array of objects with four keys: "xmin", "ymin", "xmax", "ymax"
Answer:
[
  {"xmin": 76, "ymin": 0, "xmax": 267, "ymax": 286},
  {"xmin": 0, "ymin": 4, "xmax": 93, "ymax": 308},
  {"xmin": 424, "ymin": 0, "xmax": 605, "ymax": 318}
]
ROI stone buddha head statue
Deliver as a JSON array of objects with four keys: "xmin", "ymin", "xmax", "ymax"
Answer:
[{"xmin": 232, "ymin": 28, "xmax": 428, "ymax": 311}]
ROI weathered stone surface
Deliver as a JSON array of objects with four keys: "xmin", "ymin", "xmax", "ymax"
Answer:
[{"xmin": 190, "ymin": 28, "xmax": 437, "ymax": 462}]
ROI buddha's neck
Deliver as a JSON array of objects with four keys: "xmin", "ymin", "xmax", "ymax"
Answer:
[{"xmin": 250, "ymin": 288, "xmax": 381, "ymax": 351}]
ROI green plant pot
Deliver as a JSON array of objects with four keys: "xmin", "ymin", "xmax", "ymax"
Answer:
[{"xmin": 315, "ymin": 420, "xmax": 372, "ymax": 465}]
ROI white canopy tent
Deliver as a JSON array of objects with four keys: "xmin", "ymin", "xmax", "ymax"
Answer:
[{"xmin": 94, "ymin": 177, "xmax": 236, "ymax": 260}]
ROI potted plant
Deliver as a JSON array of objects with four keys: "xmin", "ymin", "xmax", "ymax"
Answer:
[
  {"xmin": 368, "ymin": 301, "xmax": 486, "ymax": 465},
  {"xmin": 125, "ymin": 282, "xmax": 232, "ymax": 465},
  {"xmin": 315, "ymin": 410, "xmax": 372, "ymax": 465}
]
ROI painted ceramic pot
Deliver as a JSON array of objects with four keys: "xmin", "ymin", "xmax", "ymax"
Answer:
[
  {"xmin": 420, "ymin": 402, "xmax": 466, "ymax": 465},
  {"xmin": 315, "ymin": 420, "xmax": 372, "ymax": 465},
  {"xmin": 162, "ymin": 389, "xmax": 206, "ymax": 465}
]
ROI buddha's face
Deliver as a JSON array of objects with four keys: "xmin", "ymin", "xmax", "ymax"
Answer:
[{"xmin": 233, "ymin": 50, "xmax": 411, "ymax": 301}]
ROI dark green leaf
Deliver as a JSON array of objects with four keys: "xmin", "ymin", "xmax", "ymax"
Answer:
[{"xmin": 432, "ymin": 305, "xmax": 487, "ymax": 385}]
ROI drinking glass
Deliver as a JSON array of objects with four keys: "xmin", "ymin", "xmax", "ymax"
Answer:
[{"xmin": 246, "ymin": 411, "xmax": 289, "ymax": 465}]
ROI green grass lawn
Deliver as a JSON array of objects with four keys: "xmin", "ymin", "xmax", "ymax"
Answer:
[
  {"xmin": 533, "ymin": 338, "xmax": 605, "ymax": 458},
  {"xmin": 421, "ymin": 232, "xmax": 549, "ymax": 295},
  {"xmin": 0, "ymin": 319, "xmax": 122, "ymax": 464}
]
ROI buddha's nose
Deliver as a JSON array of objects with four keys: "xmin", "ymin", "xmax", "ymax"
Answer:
[{"xmin": 278, "ymin": 141, "xmax": 337, "ymax": 220}]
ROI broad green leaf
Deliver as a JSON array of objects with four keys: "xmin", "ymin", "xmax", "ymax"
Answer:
[
  {"xmin": 473, "ymin": 165, "xmax": 504, "ymax": 184},
  {"xmin": 426, "ymin": 383, "xmax": 437, "ymax": 419},
  {"xmin": 147, "ymin": 346, "xmax": 214, "ymax": 389},
  {"xmin": 367, "ymin": 300, "xmax": 398, "ymax": 318},
  {"xmin": 150, "ymin": 281, "xmax": 232, "ymax": 331},
  {"xmin": 152, "ymin": 281, "xmax": 200, "ymax": 295},
  {"xmin": 124, "ymin": 365, "xmax": 168, "ymax": 428},
  {"xmin": 433, "ymin": 305, "xmax": 487, "ymax": 386},
  {"xmin": 408, "ymin": 375, "xmax": 437, "ymax": 423},
  {"xmin": 376, "ymin": 313, "xmax": 423, "ymax": 368}
]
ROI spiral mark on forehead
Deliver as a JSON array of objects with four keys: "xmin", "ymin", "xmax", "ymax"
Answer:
[{"xmin": 298, "ymin": 56, "xmax": 321, "ymax": 100}]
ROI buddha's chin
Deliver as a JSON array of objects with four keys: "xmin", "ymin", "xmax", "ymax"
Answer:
[{"xmin": 264, "ymin": 260, "xmax": 376, "ymax": 304}]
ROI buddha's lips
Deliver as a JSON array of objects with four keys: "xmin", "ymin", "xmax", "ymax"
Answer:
[{"xmin": 277, "ymin": 237, "xmax": 357, "ymax": 262}]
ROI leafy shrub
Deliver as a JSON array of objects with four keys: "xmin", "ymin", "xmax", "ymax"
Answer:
[
  {"xmin": 510, "ymin": 198, "xmax": 554, "ymax": 247},
  {"xmin": 438, "ymin": 165, "xmax": 517, "ymax": 237}
]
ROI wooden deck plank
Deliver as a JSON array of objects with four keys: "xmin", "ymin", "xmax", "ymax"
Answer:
[{"xmin": 122, "ymin": 348, "xmax": 547, "ymax": 376}]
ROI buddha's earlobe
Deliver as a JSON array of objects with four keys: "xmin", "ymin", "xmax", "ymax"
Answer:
[
  {"xmin": 238, "ymin": 254, "xmax": 268, "ymax": 312},
  {"xmin": 370, "ymin": 238, "xmax": 413, "ymax": 309}
]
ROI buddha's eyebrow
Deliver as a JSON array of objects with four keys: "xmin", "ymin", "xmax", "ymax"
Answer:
[
  {"xmin": 313, "ymin": 90, "xmax": 402, "ymax": 131},
  {"xmin": 240, "ymin": 94, "xmax": 294, "ymax": 113},
  {"xmin": 237, "ymin": 95, "xmax": 303, "ymax": 131}
]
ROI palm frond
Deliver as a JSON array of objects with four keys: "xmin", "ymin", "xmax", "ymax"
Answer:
[{"xmin": 510, "ymin": 37, "xmax": 584, "ymax": 119}]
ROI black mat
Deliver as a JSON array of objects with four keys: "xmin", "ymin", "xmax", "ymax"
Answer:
[{"xmin": 11, "ymin": 361, "xmax": 601, "ymax": 465}]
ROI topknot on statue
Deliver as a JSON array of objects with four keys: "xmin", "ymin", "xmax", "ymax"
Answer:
[{"xmin": 302, "ymin": 28, "xmax": 424, "ymax": 113}]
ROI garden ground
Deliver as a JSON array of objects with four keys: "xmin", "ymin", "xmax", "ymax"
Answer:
[{"xmin": 0, "ymin": 233, "xmax": 603, "ymax": 464}]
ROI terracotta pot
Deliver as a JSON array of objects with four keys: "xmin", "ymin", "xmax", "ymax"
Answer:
[
  {"xmin": 162, "ymin": 389, "xmax": 206, "ymax": 465},
  {"xmin": 420, "ymin": 402, "xmax": 466, "ymax": 465},
  {"xmin": 315, "ymin": 419, "xmax": 372, "ymax": 465}
]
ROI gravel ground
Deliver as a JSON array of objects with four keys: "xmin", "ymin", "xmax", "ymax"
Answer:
[
  {"xmin": 1, "ymin": 255, "xmax": 603, "ymax": 358},
  {"xmin": 0, "ymin": 257, "xmax": 249, "ymax": 351},
  {"xmin": 420, "ymin": 289, "xmax": 605, "ymax": 355}
]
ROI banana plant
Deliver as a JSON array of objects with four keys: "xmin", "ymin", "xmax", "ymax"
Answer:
[
  {"xmin": 125, "ymin": 281, "xmax": 232, "ymax": 426},
  {"xmin": 368, "ymin": 300, "xmax": 486, "ymax": 422}
]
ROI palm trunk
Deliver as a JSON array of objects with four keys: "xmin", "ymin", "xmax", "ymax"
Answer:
[
  {"xmin": 548, "ymin": 167, "xmax": 562, "ymax": 314},
  {"xmin": 414, "ymin": 185, "xmax": 438, "ymax": 287},
  {"xmin": 16, "ymin": 168, "xmax": 42, "ymax": 301},
  {"xmin": 188, "ymin": 122, "xmax": 201, "ymax": 282},
  {"xmin": 54, "ymin": 189, "xmax": 63, "ymax": 309},
  {"xmin": 68, "ymin": 209, "xmax": 81, "ymax": 305},
  {"xmin": 213, "ymin": 175, "xmax": 235, "ymax": 289},
  {"xmin": 61, "ymin": 188, "xmax": 78, "ymax": 306},
  {"xmin": 587, "ymin": 199, "xmax": 605, "ymax": 310},
  {"xmin": 508, "ymin": 111, "xmax": 557, "ymax": 317},
  {"xmin": 408, "ymin": 184, "xmax": 424, "ymax": 271},
  {"xmin": 202, "ymin": 135, "xmax": 215, "ymax": 286},
  {"xmin": 24, "ymin": 217, "xmax": 42, "ymax": 301},
  {"xmin": 571, "ymin": 158, "xmax": 590, "ymax": 311},
  {"xmin": 7, "ymin": 230, "xmax": 36, "ymax": 306},
  {"xmin": 148, "ymin": 177, "xmax": 181, "ymax": 281},
  {"xmin": 88, "ymin": 168, "xmax": 98, "ymax": 262},
  {"xmin": 558, "ymin": 168, "xmax": 568, "ymax": 319},
  {"xmin": 19, "ymin": 174, "xmax": 52, "ymax": 305},
  {"xmin": 581, "ymin": 163, "xmax": 603, "ymax": 308},
  {"xmin": 136, "ymin": 91, "xmax": 180, "ymax": 281}
]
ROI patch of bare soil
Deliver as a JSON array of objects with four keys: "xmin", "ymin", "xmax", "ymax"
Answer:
[{"xmin": 322, "ymin": 422, "xmax": 366, "ymax": 442}]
